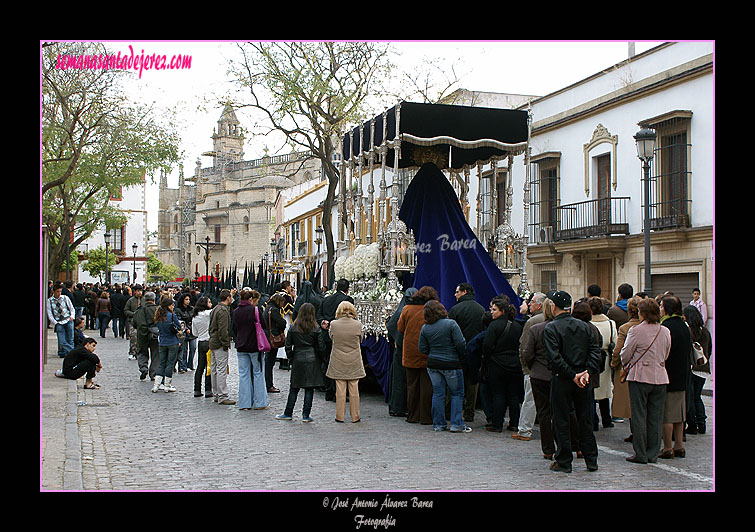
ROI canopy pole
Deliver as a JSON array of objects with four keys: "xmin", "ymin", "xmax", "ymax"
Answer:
[
  {"xmin": 366, "ymin": 118, "xmax": 376, "ymax": 244},
  {"xmin": 356, "ymin": 123, "xmax": 364, "ymax": 245},
  {"xmin": 378, "ymin": 108, "xmax": 388, "ymax": 238},
  {"xmin": 519, "ymin": 101, "xmax": 533, "ymax": 297}
]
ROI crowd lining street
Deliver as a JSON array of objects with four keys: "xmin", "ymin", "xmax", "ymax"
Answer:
[{"xmin": 41, "ymin": 329, "xmax": 714, "ymax": 492}]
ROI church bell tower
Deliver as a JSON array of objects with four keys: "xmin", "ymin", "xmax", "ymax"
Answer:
[{"xmin": 211, "ymin": 102, "xmax": 245, "ymax": 165}]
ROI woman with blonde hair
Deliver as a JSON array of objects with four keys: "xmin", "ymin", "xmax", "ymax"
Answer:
[{"xmin": 326, "ymin": 301, "xmax": 366, "ymax": 423}]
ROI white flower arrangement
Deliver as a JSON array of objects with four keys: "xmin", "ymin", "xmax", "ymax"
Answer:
[{"xmin": 334, "ymin": 256, "xmax": 346, "ymax": 280}]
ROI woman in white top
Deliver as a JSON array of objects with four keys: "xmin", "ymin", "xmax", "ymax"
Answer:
[
  {"xmin": 191, "ymin": 296, "xmax": 213, "ymax": 398},
  {"xmin": 588, "ymin": 297, "xmax": 617, "ymax": 429}
]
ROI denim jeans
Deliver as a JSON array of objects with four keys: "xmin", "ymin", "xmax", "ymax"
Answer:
[
  {"xmin": 284, "ymin": 387, "xmax": 315, "ymax": 418},
  {"xmin": 237, "ymin": 351, "xmax": 269, "ymax": 409},
  {"xmin": 111, "ymin": 316, "xmax": 122, "ymax": 338},
  {"xmin": 55, "ymin": 320, "xmax": 75, "ymax": 357},
  {"xmin": 98, "ymin": 312, "xmax": 111, "ymax": 338},
  {"xmin": 427, "ymin": 368, "xmax": 465, "ymax": 431},
  {"xmin": 156, "ymin": 343, "xmax": 180, "ymax": 379},
  {"xmin": 179, "ymin": 337, "xmax": 197, "ymax": 371}
]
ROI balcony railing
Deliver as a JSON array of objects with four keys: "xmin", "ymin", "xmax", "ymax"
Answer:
[
  {"xmin": 555, "ymin": 197, "xmax": 630, "ymax": 241},
  {"xmin": 529, "ymin": 197, "xmax": 630, "ymax": 244}
]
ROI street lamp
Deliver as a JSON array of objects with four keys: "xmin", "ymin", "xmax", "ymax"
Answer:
[
  {"xmin": 315, "ymin": 225, "xmax": 324, "ymax": 259},
  {"xmin": 132, "ymin": 243, "xmax": 138, "ymax": 283},
  {"xmin": 104, "ymin": 231, "xmax": 112, "ymax": 285},
  {"xmin": 634, "ymin": 126, "xmax": 657, "ymax": 296}
]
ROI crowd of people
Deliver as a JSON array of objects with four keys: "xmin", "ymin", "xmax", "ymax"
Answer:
[{"xmin": 47, "ymin": 276, "xmax": 712, "ymax": 473}]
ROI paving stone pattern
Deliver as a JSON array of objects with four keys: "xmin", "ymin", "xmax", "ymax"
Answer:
[{"xmin": 42, "ymin": 330, "xmax": 714, "ymax": 492}]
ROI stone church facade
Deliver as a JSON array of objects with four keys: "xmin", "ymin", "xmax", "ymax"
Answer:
[{"xmin": 156, "ymin": 103, "xmax": 321, "ymax": 280}]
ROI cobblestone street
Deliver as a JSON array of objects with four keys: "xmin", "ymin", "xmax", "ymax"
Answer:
[{"xmin": 42, "ymin": 330, "xmax": 714, "ymax": 493}]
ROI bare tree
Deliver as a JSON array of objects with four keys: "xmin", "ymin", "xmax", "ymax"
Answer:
[{"xmin": 230, "ymin": 42, "xmax": 392, "ymax": 284}]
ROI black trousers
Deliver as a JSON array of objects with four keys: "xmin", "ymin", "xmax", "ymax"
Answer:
[
  {"xmin": 530, "ymin": 377, "xmax": 556, "ymax": 456},
  {"xmin": 486, "ymin": 362, "xmax": 524, "ymax": 430},
  {"xmin": 265, "ymin": 348, "xmax": 278, "ymax": 389},
  {"xmin": 64, "ymin": 360, "xmax": 97, "ymax": 380},
  {"xmin": 550, "ymin": 375, "xmax": 598, "ymax": 467},
  {"xmin": 194, "ymin": 340, "xmax": 212, "ymax": 394}
]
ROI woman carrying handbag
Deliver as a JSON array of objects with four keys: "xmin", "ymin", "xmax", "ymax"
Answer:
[
  {"xmin": 231, "ymin": 289, "xmax": 270, "ymax": 411},
  {"xmin": 619, "ymin": 298, "xmax": 671, "ymax": 464},
  {"xmin": 264, "ymin": 294, "xmax": 288, "ymax": 393}
]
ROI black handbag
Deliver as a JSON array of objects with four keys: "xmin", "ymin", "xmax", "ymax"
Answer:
[{"xmin": 480, "ymin": 319, "xmax": 512, "ymax": 380}]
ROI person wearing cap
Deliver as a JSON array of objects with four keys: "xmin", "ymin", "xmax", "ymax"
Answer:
[
  {"xmin": 134, "ymin": 291, "xmax": 160, "ymax": 381},
  {"xmin": 124, "ymin": 284, "xmax": 144, "ymax": 360},
  {"xmin": 542, "ymin": 289, "xmax": 602, "ymax": 473}
]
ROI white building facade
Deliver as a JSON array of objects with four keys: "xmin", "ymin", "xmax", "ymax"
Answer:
[
  {"xmin": 513, "ymin": 41, "xmax": 714, "ymax": 326},
  {"xmin": 78, "ymin": 173, "xmax": 150, "ymax": 285}
]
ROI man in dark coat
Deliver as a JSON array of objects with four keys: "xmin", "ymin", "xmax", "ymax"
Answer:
[
  {"xmin": 543, "ymin": 290, "xmax": 602, "ymax": 473},
  {"xmin": 448, "ymin": 282, "xmax": 486, "ymax": 422},
  {"xmin": 133, "ymin": 292, "xmax": 159, "ymax": 381},
  {"xmin": 56, "ymin": 337, "xmax": 102, "ymax": 389},
  {"xmin": 606, "ymin": 283, "xmax": 633, "ymax": 329},
  {"xmin": 317, "ymin": 279, "xmax": 354, "ymax": 401},
  {"xmin": 110, "ymin": 286, "xmax": 129, "ymax": 339}
]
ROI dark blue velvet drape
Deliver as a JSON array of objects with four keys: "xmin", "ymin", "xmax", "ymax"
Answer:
[
  {"xmin": 398, "ymin": 162, "xmax": 522, "ymax": 313},
  {"xmin": 361, "ymin": 335, "xmax": 392, "ymax": 400}
]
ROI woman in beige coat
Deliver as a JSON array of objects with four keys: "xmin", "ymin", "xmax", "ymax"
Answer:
[
  {"xmin": 588, "ymin": 297, "xmax": 617, "ymax": 429},
  {"xmin": 611, "ymin": 296, "xmax": 643, "ymax": 437},
  {"xmin": 327, "ymin": 301, "xmax": 366, "ymax": 423}
]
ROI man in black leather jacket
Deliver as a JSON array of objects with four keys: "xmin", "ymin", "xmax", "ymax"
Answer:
[{"xmin": 542, "ymin": 290, "xmax": 602, "ymax": 473}]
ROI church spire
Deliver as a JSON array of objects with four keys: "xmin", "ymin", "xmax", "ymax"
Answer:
[{"xmin": 212, "ymin": 101, "xmax": 244, "ymax": 163}]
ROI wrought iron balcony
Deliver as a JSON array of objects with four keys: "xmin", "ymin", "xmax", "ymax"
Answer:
[
  {"xmin": 555, "ymin": 197, "xmax": 630, "ymax": 241},
  {"xmin": 529, "ymin": 197, "xmax": 630, "ymax": 244}
]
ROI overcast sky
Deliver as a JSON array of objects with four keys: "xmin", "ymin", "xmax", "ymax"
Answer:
[{"xmin": 109, "ymin": 40, "xmax": 667, "ymax": 233}]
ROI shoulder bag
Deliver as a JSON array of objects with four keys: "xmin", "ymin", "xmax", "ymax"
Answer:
[
  {"xmin": 620, "ymin": 326, "xmax": 661, "ymax": 383},
  {"xmin": 267, "ymin": 307, "xmax": 286, "ymax": 349},
  {"xmin": 480, "ymin": 319, "xmax": 512, "ymax": 380},
  {"xmin": 255, "ymin": 306, "xmax": 271, "ymax": 352},
  {"xmin": 142, "ymin": 306, "xmax": 159, "ymax": 341}
]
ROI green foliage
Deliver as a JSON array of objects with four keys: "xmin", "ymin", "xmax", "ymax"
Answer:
[
  {"xmin": 41, "ymin": 42, "xmax": 182, "ymax": 281},
  {"xmin": 81, "ymin": 246, "xmax": 115, "ymax": 282},
  {"xmin": 145, "ymin": 253, "xmax": 180, "ymax": 283}
]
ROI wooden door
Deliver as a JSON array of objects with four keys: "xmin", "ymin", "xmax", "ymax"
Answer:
[
  {"xmin": 597, "ymin": 154, "xmax": 611, "ymax": 227},
  {"xmin": 596, "ymin": 258, "xmax": 612, "ymax": 301}
]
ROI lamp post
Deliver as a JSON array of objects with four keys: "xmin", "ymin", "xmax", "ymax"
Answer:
[
  {"xmin": 315, "ymin": 225, "xmax": 324, "ymax": 261},
  {"xmin": 132, "ymin": 243, "xmax": 138, "ymax": 283},
  {"xmin": 104, "ymin": 231, "xmax": 112, "ymax": 285},
  {"xmin": 634, "ymin": 126, "xmax": 657, "ymax": 296}
]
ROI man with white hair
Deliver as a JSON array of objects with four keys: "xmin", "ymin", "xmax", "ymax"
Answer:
[{"xmin": 513, "ymin": 292, "xmax": 546, "ymax": 442}]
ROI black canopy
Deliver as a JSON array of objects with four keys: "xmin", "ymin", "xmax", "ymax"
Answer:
[{"xmin": 342, "ymin": 101, "xmax": 528, "ymax": 170}]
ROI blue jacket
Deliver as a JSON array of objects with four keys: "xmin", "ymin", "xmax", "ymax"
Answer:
[
  {"xmin": 156, "ymin": 311, "xmax": 182, "ymax": 346},
  {"xmin": 418, "ymin": 318, "xmax": 466, "ymax": 370}
]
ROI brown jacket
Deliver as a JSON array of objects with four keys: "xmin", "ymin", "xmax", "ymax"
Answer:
[
  {"xmin": 326, "ymin": 317, "xmax": 366, "ymax": 381},
  {"xmin": 397, "ymin": 303, "xmax": 427, "ymax": 368},
  {"xmin": 95, "ymin": 297, "xmax": 111, "ymax": 314}
]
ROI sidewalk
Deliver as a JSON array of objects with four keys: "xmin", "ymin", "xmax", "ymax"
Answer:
[{"xmin": 41, "ymin": 329, "xmax": 83, "ymax": 490}]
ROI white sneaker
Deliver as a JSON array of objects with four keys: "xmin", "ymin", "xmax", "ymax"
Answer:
[
  {"xmin": 164, "ymin": 378, "xmax": 176, "ymax": 392},
  {"xmin": 152, "ymin": 378, "xmax": 162, "ymax": 393}
]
